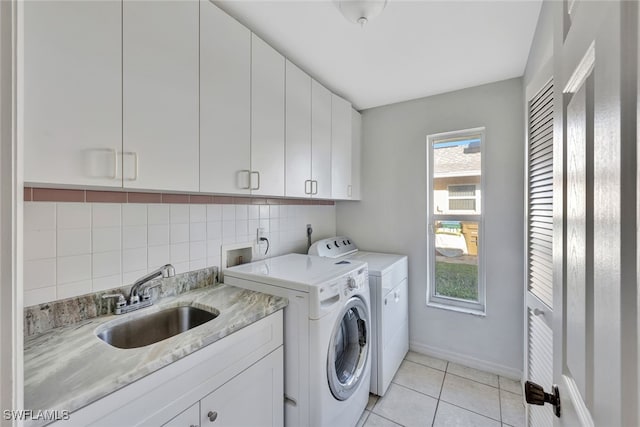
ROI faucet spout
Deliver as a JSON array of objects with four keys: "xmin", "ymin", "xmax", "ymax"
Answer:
[{"xmin": 129, "ymin": 264, "xmax": 175, "ymax": 304}]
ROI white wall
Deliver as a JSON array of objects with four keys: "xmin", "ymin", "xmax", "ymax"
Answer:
[
  {"xmin": 523, "ymin": 0, "xmax": 554, "ymax": 90},
  {"xmin": 336, "ymin": 77, "xmax": 525, "ymax": 376},
  {"xmin": 23, "ymin": 202, "xmax": 335, "ymax": 306}
]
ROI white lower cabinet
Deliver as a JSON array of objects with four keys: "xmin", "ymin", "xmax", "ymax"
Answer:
[
  {"xmin": 163, "ymin": 403, "xmax": 199, "ymax": 427},
  {"xmin": 52, "ymin": 311, "xmax": 283, "ymax": 427}
]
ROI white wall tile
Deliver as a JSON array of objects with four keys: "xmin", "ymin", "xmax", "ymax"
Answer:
[
  {"xmin": 222, "ymin": 221, "xmax": 236, "ymax": 243},
  {"xmin": 269, "ymin": 205, "xmax": 279, "ymax": 218},
  {"xmin": 24, "ymin": 229, "xmax": 56, "ymax": 260},
  {"xmin": 93, "ymin": 275, "xmax": 122, "ymax": 292},
  {"xmin": 123, "ymin": 269, "xmax": 147, "ymax": 286},
  {"xmin": 93, "ymin": 227, "xmax": 121, "ymax": 253},
  {"xmin": 123, "ymin": 247, "xmax": 147, "ymax": 273},
  {"xmin": 148, "ymin": 245, "xmax": 170, "ymax": 270},
  {"xmin": 58, "ymin": 280, "xmax": 92, "ymax": 299},
  {"xmin": 248, "ymin": 205, "xmax": 259, "ymax": 220},
  {"xmin": 92, "ymin": 251, "xmax": 121, "ymax": 278},
  {"xmin": 170, "ymin": 242, "xmax": 190, "ymax": 264},
  {"xmin": 25, "ymin": 202, "xmax": 56, "ymax": 230},
  {"xmin": 206, "ymin": 204, "xmax": 222, "ymax": 221},
  {"xmin": 222, "ymin": 205, "xmax": 236, "ymax": 221},
  {"xmin": 207, "ymin": 240, "xmax": 222, "ymax": 259},
  {"xmin": 259, "ymin": 218, "xmax": 270, "ymax": 233},
  {"xmin": 24, "ymin": 286, "xmax": 57, "ymax": 307},
  {"xmin": 92, "ymin": 204, "xmax": 121, "ymax": 228},
  {"xmin": 170, "ymin": 204, "xmax": 189, "ymax": 224},
  {"xmin": 24, "ymin": 258, "xmax": 56, "ymax": 290},
  {"xmin": 57, "ymin": 254, "xmax": 91, "ymax": 284},
  {"xmin": 259, "ymin": 205, "xmax": 269, "ymax": 219},
  {"xmin": 248, "ymin": 219, "xmax": 259, "ymax": 237},
  {"xmin": 279, "ymin": 205, "xmax": 288, "ymax": 219},
  {"xmin": 57, "ymin": 203, "xmax": 91, "ymax": 228},
  {"xmin": 235, "ymin": 220, "xmax": 248, "ymax": 237},
  {"xmin": 235, "ymin": 205, "xmax": 248, "ymax": 221},
  {"xmin": 206, "ymin": 257, "xmax": 220, "ymax": 268},
  {"xmin": 148, "ymin": 204, "xmax": 169, "ymax": 225},
  {"xmin": 190, "ymin": 241, "xmax": 206, "ymax": 261},
  {"xmin": 148, "ymin": 224, "xmax": 169, "ymax": 246},
  {"xmin": 189, "ymin": 259, "xmax": 206, "ymax": 271},
  {"xmin": 123, "ymin": 225, "xmax": 147, "ymax": 249},
  {"xmin": 270, "ymin": 218, "xmax": 280, "ymax": 232},
  {"xmin": 123, "ymin": 204, "xmax": 147, "ymax": 226},
  {"xmin": 190, "ymin": 205, "xmax": 206, "ymax": 223},
  {"xmin": 190, "ymin": 222, "xmax": 206, "ymax": 242},
  {"xmin": 207, "ymin": 221, "xmax": 222, "ymax": 240},
  {"xmin": 57, "ymin": 228, "xmax": 91, "ymax": 257},
  {"xmin": 170, "ymin": 223, "xmax": 190, "ymax": 244}
]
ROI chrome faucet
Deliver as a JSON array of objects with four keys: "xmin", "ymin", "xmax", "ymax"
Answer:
[
  {"xmin": 129, "ymin": 264, "xmax": 176, "ymax": 304},
  {"xmin": 103, "ymin": 264, "xmax": 175, "ymax": 315}
]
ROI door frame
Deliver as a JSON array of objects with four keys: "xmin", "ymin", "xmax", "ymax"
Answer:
[{"xmin": 0, "ymin": 0, "xmax": 23, "ymax": 425}]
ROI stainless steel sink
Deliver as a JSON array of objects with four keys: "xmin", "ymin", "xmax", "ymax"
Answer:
[{"xmin": 96, "ymin": 305, "xmax": 219, "ymax": 349}]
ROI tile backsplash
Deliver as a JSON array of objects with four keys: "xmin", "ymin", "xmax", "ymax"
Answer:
[{"xmin": 24, "ymin": 201, "xmax": 336, "ymax": 306}]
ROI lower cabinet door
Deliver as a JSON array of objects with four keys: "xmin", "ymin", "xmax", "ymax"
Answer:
[
  {"xmin": 163, "ymin": 403, "xmax": 200, "ymax": 427},
  {"xmin": 200, "ymin": 347, "xmax": 283, "ymax": 427}
]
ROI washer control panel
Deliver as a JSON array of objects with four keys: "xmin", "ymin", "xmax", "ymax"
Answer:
[{"xmin": 343, "ymin": 267, "xmax": 367, "ymax": 296}]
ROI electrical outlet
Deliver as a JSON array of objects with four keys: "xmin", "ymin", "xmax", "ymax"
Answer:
[{"xmin": 256, "ymin": 227, "xmax": 266, "ymax": 244}]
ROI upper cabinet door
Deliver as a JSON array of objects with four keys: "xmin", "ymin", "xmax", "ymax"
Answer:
[
  {"xmin": 23, "ymin": 0, "xmax": 122, "ymax": 187},
  {"xmin": 311, "ymin": 81, "xmax": 332, "ymax": 199},
  {"xmin": 251, "ymin": 34, "xmax": 285, "ymax": 197},
  {"xmin": 285, "ymin": 61, "xmax": 312, "ymax": 198},
  {"xmin": 123, "ymin": 0, "xmax": 199, "ymax": 192},
  {"xmin": 350, "ymin": 108, "xmax": 362, "ymax": 200},
  {"xmin": 331, "ymin": 94, "xmax": 352, "ymax": 199},
  {"xmin": 200, "ymin": 0, "xmax": 251, "ymax": 194}
]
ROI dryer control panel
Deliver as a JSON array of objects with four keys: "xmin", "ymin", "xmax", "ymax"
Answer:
[{"xmin": 309, "ymin": 236, "xmax": 358, "ymax": 258}]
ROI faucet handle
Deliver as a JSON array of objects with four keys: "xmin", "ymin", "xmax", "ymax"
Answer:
[
  {"xmin": 102, "ymin": 293, "xmax": 126, "ymax": 310},
  {"xmin": 141, "ymin": 282, "xmax": 162, "ymax": 301}
]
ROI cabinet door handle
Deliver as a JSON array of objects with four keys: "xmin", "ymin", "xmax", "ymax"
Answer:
[
  {"xmin": 347, "ymin": 184, "xmax": 352, "ymax": 197},
  {"xmin": 238, "ymin": 170, "xmax": 251, "ymax": 190},
  {"xmin": 304, "ymin": 179, "xmax": 311, "ymax": 194},
  {"xmin": 250, "ymin": 171, "xmax": 260, "ymax": 191},
  {"xmin": 312, "ymin": 180, "xmax": 318, "ymax": 195},
  {"xmin": 123, "ymin": 151, "xmax": 138, "ymax": 181},
  {"xmin": 207, "ymin": 411, "xmax": 218, "ymax": 422},
  {"xmin": 110, "ymin": 148, "xmax": 118, "ymax": 179}
]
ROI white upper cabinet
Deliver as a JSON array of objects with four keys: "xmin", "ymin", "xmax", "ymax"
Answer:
[
  {"xmin": 311, "ymin": 81, "xmax": 332, "ymax": 199},
  {"xmin": 285, "ymin": 61, "xmax": 312, "ymax": 198},
  {"xmin": 251, "ymin": 34, "xmax": 285, "ymax": 197},
  {"xmin": 200, "ymin": 0, "xmax": 251, "ymax": 194},
  {"xmin": 350, "ymin": 108, "xmax": 362, "ymax": 201},
  {"xmin": 122, "ymin": 0, "xmax": 199, "ymax": 192},
  {"xmin": 331, "ymin": 94, "xmax": 353, "ymax": 199},
  {"xmin": 23, "ymin": 0, "xmax": 122, "ymax": 187}
]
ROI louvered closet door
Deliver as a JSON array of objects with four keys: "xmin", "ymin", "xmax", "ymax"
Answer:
[{"xmin": 525, "ymin": 79, "xmax": 554, "ymax": 427}]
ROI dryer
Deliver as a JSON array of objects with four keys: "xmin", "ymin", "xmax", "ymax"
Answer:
[
  {"xmin": 309, "ymin": 237, "xmax": 408, "ymax": 396},
  {"xmin": 224, "ymin": 253, "xmax": 371, "ymax": 427}
]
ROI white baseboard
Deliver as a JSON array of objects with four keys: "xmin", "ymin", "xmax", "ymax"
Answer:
[{"xmin": 409, "ymin": 341, "xmax": 523, "ymax": 381}]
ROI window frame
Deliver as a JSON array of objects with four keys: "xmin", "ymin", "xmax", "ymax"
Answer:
[
  {"xmin": 426, "ymin": 127, "xmax": 486, "ymax": 315},
  {"xmin": 447, "ymin": 184, "xmax": 479, "ymax": 213}
]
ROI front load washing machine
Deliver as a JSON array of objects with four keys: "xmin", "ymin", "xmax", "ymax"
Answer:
[
  {"xmin": 224, "ymin": 253, "xmax": 371, "ymax": 427},
  {"xmin": 309, "ymin": 237, "xmax": 408, "ymax": 396}
]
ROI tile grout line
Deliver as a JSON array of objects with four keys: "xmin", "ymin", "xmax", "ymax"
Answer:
[{"xmin": 431, "ymin": 361, "xmax": 449, "ymax": 427}]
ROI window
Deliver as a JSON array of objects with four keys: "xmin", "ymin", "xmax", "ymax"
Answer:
[{"xmin": 427, "ymin": 128, "xmax": 485, "ymax": 314}]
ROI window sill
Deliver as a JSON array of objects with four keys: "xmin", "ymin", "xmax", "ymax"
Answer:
[{"xmin": 426, "ymin": 301, "xmax": 486, "ymax": 317}]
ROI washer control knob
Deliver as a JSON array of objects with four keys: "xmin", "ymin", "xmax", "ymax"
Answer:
[{"xmin": 347, "ymin": 276, "xmax": 358, "ymax": 290}]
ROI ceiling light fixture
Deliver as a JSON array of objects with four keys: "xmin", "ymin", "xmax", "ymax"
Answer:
[{"xmin": 334, "ymin": 0, "xmax": 388, "ymax": 28}]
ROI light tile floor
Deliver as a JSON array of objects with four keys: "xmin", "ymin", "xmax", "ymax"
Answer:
[{"xmin": 357, "ymin": 351, "xmax": 525, "ymax": 427}]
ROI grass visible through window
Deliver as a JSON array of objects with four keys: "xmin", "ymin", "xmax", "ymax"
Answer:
[{"xmin": 435, "ymin": 261, "xmax": 478, "ymax": 301}]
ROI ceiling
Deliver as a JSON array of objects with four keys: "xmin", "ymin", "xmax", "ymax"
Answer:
[{"xmin": 214, "ymin": 0, "xmax": 543, "ymax": 111}]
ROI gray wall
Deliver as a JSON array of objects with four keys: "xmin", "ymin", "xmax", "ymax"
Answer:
[
  {"xmin": 336, "ymin": 77, "xmax": 525, "ymax": 375},
  {"xmin": 524, "ymin": 0, "xmax": 554, "ymax": 92}
]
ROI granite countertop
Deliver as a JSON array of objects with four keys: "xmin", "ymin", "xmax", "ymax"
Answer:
[{"xmin": 24, "ymin": 283, "xmax": 288, "ymax": 417}]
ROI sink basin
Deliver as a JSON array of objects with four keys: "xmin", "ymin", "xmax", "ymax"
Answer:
[{"xmin": 96, "ymin": 305, "xmax": 219, "ymax": 349}]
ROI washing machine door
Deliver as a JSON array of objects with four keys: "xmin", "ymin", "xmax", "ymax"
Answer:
[{"xmin": 327, "ymin": 296, "xmax": 370, "ymax": 401}]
